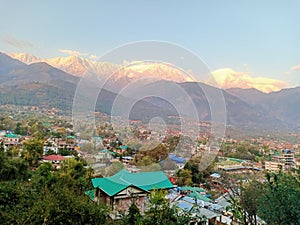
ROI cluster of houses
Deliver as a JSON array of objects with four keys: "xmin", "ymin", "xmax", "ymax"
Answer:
[
  {"xmin": 87, "ymin": 168, "xmax": 237, "ymax": 225},
  {"xmin": 0, "ymin": 122, "xmax": 297, "ymax": 224}
]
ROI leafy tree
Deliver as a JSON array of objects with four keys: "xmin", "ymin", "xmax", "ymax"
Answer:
[
  {"xmin": 143, "ymin": 189, "xmax": 190, "ymax": 225},
  {"xmin": 135, "ymin": 155, "xmax": 154, "ymax": 167},
  {"xmin": 25, "ymin": 184, "xmax": 109, "ymax": 225},
  {"xmin": 59, "ymin": 147, "xmax": 77, "ymax": 156},
  {"xmin": 163, "ymin": 135, "xmax": 180, "ymax": 152},
  {"xmin": 117, "ymin": 203, "xmax": 143, "ymax": 225},
  {"xmin": 0, "ymin": 141, "xmax": 4, "ymax": 153},
  {"xmin": 106, "ymin": 161, "xmax": 125, "ymax": 176},
  {"xmin": 28, "ymin": 120, "xmax": 47, "ymax": 139},
  {"xmin": 176, "ymin": 169, "xmax": 193, "ymax": 186},
  {"xmin": 257, "ymin": 172, "xmax": 300, "ymax": 225},
  {"xmin": 226, "ymin": 196, "xmax": 245, "ymax": 225},
  {"xmin": 31, "ymin": 162, "xmax": 58, "ymax": 189},
  {"xmin": 80, "ymin": 142, "xmax": 97, "ymax": 154},
  {"xmin": 160, "ymin": 158, "xmax": 177, "ymax": 171},
  {"xmin": 14, "ymin": 122, "xmax": 27, "ymax": 135},
  {"xmin": 0, "ymin": 156, "xmax": 109, "ymax": 225},
  {"xmin": 139, "ymin": 143, "xmax": 168, "ymax": 162},
  {"xmin": 240, "ymin": 180, "xmax": 262, "ymax": 225},
  {"xmin": 0, "ymin": 181, "xmax": 36, "ymax": 225},
  {"xmin": 0, "ymin": 155, "xmax": 31, "ymax": 181},
  {"xmin": 22, "ymin": 138, "xmax": 44, "ymax": 167}
]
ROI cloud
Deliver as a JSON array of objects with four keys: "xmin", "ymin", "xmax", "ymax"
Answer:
[
  {"xmin": 59, "ymin": 49, "xmax": 87, "ymax": 57},
  {"xmin": 209, "ymin": 68, "xmax": 288, "ymax": 93},
  {"xmin": 291, "ymin": 65, "xmax": 300, "ymax": 71},
  {"xmin": 2, "ymin": 35, "xmax": 33, "ymax": 48}
]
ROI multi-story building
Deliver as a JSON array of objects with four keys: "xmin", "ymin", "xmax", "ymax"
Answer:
[
  {"xmin": 282, "ymin": 149, "xmax": 295, "ymax": 169},
  {"xmin": 269, "ymin": 149, "xmax": 296, "ymax": 171},
  {"xmin": 264, "ymin": 161, "xmax": 283, "ymax": 172}
]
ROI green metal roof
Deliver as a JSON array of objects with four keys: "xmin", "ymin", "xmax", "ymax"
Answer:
[
  {"xmin": 228, "ymin": 157, "xmax": 245, "ymax": 162},
  {"xmin": 5, "ymin": 134, "xmax": 19, "ymax": 138},
  {"xmin": 92, "ymin": 178, "xmax": 130, "ymax": 196},
  {"xmin": 85, "ymin": 190, "xmax": 95, "ymax": 201},
  {"xmin": 66, "ymin": 135, "xmax": 75, "ymax": 139},
  {"xmin": 180, "ymin": 186, "xmax": 206, "ymax": 193},
  {"xmin": 91, "ymin": 169, "xmax": 174, "ymax": 196},
  {"xmin": 44, "ymin": 122, "xmax": 51, "ymax": 127},
  {"xmin": 188, "ymin": 191, "xmax": 212, "ymax": 202},
  {"xmin": 99, "ymin": 149, "xmax": 116, "ymax": 155}
]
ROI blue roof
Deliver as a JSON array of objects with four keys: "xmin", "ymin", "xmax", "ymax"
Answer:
[
  {"xmin": 176, "ymin": 201, "xmax": 193, "ymax": 211},
  {"xmin": 122, "ymin": 156, "xmax": 133, "ymax": 160},
  {"xmin": 210, "ymin": 173, "xmax": 221, "ymax": 178},
  {"xmin": 168, "ymin": 154, "xmax": 185, "ymax": 163},
  {"xmin": 282, "ymin": 149, "xmax": 295, "ymax": 154}
]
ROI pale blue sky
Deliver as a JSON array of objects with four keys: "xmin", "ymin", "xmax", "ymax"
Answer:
[{"xmin": 0, "ymin": 0, "xmax": 300, "ymax": 87}]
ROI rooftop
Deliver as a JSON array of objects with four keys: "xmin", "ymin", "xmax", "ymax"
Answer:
[{"xmin": 92, "ymin": 169, "xmax": 174, "ymax": 196}]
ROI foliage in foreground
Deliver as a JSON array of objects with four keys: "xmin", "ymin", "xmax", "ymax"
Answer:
[
  {"xmin": 0, "ymin": 151, "xmax": 109, "ymax": 225},
  {"xmin": 114, "ymin": 190, "xmax": 190, "ymax": 225},
  {"xmin": 225, "ymin": 170, "xmax": 300, "ymax": 225}
]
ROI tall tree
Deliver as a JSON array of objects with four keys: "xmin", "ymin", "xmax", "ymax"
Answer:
[
  {"xmin": 257, "ymin": 172, "xmax": 300, "ymax": 225},
  {"xmin": 143, "ymin": 189, "xmax": 190, "ymax": 225},
  {"xmin": 22, "ymin": 138, "xmax": 43, "ymax": 167}
]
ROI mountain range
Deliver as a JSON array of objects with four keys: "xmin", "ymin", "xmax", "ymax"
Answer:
[
  {"xmin": 7, "ymin": 53, "xmax": 192, "ymax": 84},
  {"xmin": 1, "ymin": 52, "xmax": 300, "ymax": 131}
]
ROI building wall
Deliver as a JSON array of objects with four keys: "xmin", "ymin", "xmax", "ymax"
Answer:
[
  {"xmin": 96, "ymin": 187, "xmax": 148, "ymax": 214},
  {"xmin": 265, "ymin": 161, "xmax": 283, "ymax": 172},
  {"xmin": 115, "ymin": 196, "xmax": 145, "ymax": 214}
]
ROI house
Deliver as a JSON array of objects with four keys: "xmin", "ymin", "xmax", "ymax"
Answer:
[
  {"xmin": 66, "ymin": 135, "xmax": 75, "ymax": 144},
  {"xmin": 43, "ymin": 154, "xmax": 66, "ymax": 164},
  {"xmin": 90, "ymin": 169, "xmax": 174, "ymax": 218},
  {"xmin": 168, "ymin": 153, "xmax": 186, "ymax": 169},
  {"xmin": 121, "ymin": 156, "xmax": 133, "ymax": 165},
  {"xmin": 95, "ymin": 149, "xmax": 115, "ymax": 163},
  {"xmin": 3, "ymin": 133, "xmax": 19, "ymax": 148}
]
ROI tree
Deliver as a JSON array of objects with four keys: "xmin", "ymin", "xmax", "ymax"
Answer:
[
  {"xmin": 0, "ymin": 154, "xmax": 30, "ymax": 181},
  {"xmin": 0, "ymin": 180, "xmax": 36, "ymax": 225},
  {"xmin": 25, "ymin": 184, "xmax": 109, "ymax": 225},
  {"xmin": 106, "ymin": 161, "xmax": 125, "ymax": 176},
  {"xmin": 257, "ymin": 172, "xmax": 300, "ymax": 225},
  {"xmin": 31, "ymin": 162, "xmax": 58, "ymax": 189},
  {"xmin": 143, "ymin": 189, "xmax": 190, "ymax": 225},
  {"xmin": 28, "ymin": 120, "xmax": 47, "ymax": 139},
  {"xmin": 226, "ymin": 196, "xmax": 245, "ymax": 225},
  {"xmin": 22, "ymin": 138, "xmax": 43, "ymax": 167},
  {"xmin": 80, "ymin": 142, "xmax": 96, "ymax": 154},
  {"xmin": 160, "ymin": 158, "xmax": 177, "ymax": 171},
  {"xmin": 117, "ymin": 203, "xmax": 143, "ymax": 225},
  {"xmin": 221, "ymin": 172, "xmax": 264, "ymax": 225},
  {"xmin": 240, "ymin": 180, "xmax": 262, "ymax": 225},
  {"xmin": 14, "ymin": 122, "xmax": 27, "ymax": 135},
  {"xmin": 176, "ymin": 169, "xmax": 193, "ymax": 186},
  {"xmin": 139, "ymin": 143, "xmax": 168, "ymax": 162}
]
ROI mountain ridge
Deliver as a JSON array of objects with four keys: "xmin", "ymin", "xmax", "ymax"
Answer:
[{"xmin": 1, "ymin": 52, "xmax": 300, "ymax": 131}]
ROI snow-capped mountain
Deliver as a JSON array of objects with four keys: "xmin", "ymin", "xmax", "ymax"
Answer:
[
  {"xmin": 7, "ymin": 53, "xmax": 96, "ymax": 76},
  {"xmin": 6, "ymin": 53, "xmax": 195, "ymax": 84}
]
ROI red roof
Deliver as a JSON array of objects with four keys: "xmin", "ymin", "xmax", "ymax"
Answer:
[{"xmin": 43, "ymin": 155, "xmax": 66, "ymax": 161}]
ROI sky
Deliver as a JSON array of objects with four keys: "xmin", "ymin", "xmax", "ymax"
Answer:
[{"xmin": 0, "ymin": 0, "xmax": 300, "ymax": 90}]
